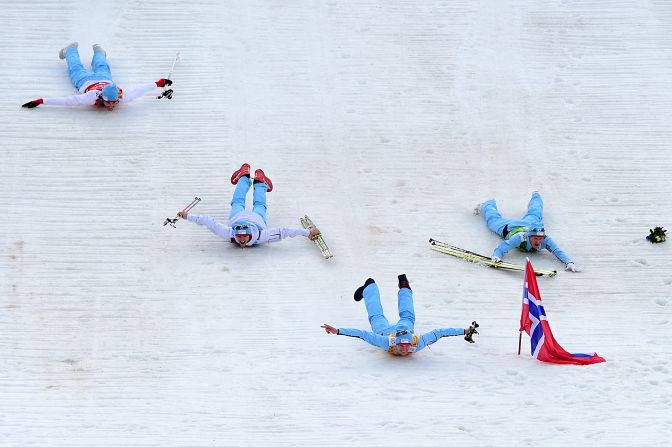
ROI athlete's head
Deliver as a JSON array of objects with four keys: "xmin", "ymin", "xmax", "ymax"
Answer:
[
  {"xmin": 100, "ymin": 83, "xmax": 119, "ymax": 110},
  {"xmin": 528, "ymin": 227, "xmax": 545, "ymax": 249},
  {"xmin": 395, "ymin": 331, "xmax": 414, "ymax": 356},
  {"xmin": 233, "ymin": 223, "xmax": 253, "ymax": 248}
]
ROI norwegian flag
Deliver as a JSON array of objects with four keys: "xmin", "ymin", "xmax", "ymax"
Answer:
[{"xmin": 520, "ymin": 259, "xmax": 605, "ymax": 365}]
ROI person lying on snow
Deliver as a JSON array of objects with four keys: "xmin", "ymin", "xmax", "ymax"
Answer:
[
  {"xmin": 475, "ymin": 191, "xmax": 579, "ymax": 272},
  {"xmin": 22, "ymin": 42, "xmax": 171, "ymax": 111},
  {"xmin": 178, "ymin": 163, "xmax": 321, "ymax": 248},
  {"xmin": 321, "ymin": 275, "xmax": 478, "ymax": 356}
]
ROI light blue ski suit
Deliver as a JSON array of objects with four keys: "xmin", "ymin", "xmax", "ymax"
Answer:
[
  {"xmin": 187, "ymin": 175, "xmax": 309, "ymax": 246},
  {"xmin": 41, "ymin": 46, "xmax": 159, "ymax": 107},
  {"xmin": 480, "ymin": 192, "xmax": 572, "ymax": 265},
  {"xmin": 66, "ymin": 46, "xmax": 113, "ymax": 89},
  {"xmin": 338, "ymin": 282, "xmax": 465, "ymax": 355}
]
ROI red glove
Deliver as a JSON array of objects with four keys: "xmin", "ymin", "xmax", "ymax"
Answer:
[
  {"xmin": 155, "ymin": 78, "xmax": 173, "ymax": 88},
  {"xmin": 22, "ymin": 98, "xmax": 44, "ymax": 108}
]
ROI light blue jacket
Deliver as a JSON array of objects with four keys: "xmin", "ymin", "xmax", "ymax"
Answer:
[
  {"xmin": 494, "ymin": 233, "xmax": 572, "ymax": 265},
  {"xmin": 338, "ymin": 327, "xmax": 464, "ymax": 353}
]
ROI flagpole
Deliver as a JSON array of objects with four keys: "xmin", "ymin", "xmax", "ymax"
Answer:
[
  {"xmin": 518, "ymin": 332, "xmax": 522, "ymax": 355},
  {"xmin": 518, "ymin": 257, "xmax": 530, "ymax": 355}
]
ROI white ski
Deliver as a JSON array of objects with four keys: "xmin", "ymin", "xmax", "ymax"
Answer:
[{"xmin": 300, "ymin": 215, "xmax": 333, "ymax": 259}]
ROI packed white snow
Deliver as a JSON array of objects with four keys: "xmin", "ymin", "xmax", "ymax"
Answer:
[{"xmin": 1, "ymin": 1, "xmax": 671, "ymax": 445}]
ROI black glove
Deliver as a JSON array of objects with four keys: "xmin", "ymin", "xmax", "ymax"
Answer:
[
  {"xmin": 22, "ymin": 99, "xmax": 43, "ymax": 108},
  {"xmin": 464, "ymin": 321, "xmax": 479, "ymax": 343}
]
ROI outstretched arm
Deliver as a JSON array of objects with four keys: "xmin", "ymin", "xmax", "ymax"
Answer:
[
  {"xmin": 543, "ymin": 236, "xmax": 574, "ymax": 267},
  {"xmin": 493, "ymin": 234, "xmax": 522, "ymax": 261},
  {"xmin": 184, "ymin": 213, "xmax": 231, "ymax": 239},
  {"xmin": 416, "ymin": 328, "xmax": 466, "ymax": 350},
  {"xmin": 120, "ymin": 83, "xmax": 156, "ymax": 102},
  {"xmin": 23, "ymin": 90, "xmax": 99, "ymax": 107},
  {"xmin": 323, "ymin": 325, "xmax": 390, "ymax": 350},
  {"xmin": 120, "ymin": 79, "xmax": 170, "ymax": 103},
  {"xmin": 263, "ymin": 227, "xmax": 311, "ymax": 243}
]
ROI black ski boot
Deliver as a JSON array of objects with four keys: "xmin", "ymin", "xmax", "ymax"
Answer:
[
  {"xmin": 464, "ymin": 321, "xmax": 479, "ymax": 343},
  {"xmin": 397, "ymin": 274, "xmax": 411, "ymax": 290},
  {"xmin": 354, "ymin": 278, "xmax": 375, "ymax": 302}
]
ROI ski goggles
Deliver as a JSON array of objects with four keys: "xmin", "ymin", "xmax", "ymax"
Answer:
[
  {"xmin": 528, "ymin": 227, "xmax": 545, "ymax": 237},
  {"xmin": 99, "ymin": 95, "xmax": 119, "ymax": 105},
  {"xmin": 232, "ymin": 224, "xmax": 252, "ymax": 235}
]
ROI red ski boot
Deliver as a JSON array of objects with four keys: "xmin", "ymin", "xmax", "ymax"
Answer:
[
  {"xmin": 254, "ymin": 169, "xmax": 273, "ymax": 192},
  {"xmin": 230, "ymin": 163, "xmax": 251, "ymax": 185}
]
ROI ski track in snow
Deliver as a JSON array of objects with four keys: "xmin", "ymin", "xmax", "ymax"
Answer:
[{"xmin": 1, "ymin": 1, "xmax": 672, "ymax": 445}]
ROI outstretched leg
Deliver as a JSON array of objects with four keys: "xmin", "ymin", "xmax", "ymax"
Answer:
[
  {"xmin": 91, "ymin": 48, "xmax": 113, "ymax": 79},
  {"xmin": 481, "ymin": 200, "xmax": 510, "ymax": 237},
  {"xmin": 521, "ymin": 192, "xmax": 544, "ymax": 226},
  {"xmin": 229, "ymin": 175, "xmax": 251, "ymax": 219},
  {"xmin": 395, "ymin": 287, "xmax": 416, "ymax": 333},
  {"xmin": 252, "ymin": 182, "xmax": 268, "ymax": 224},
  {"xmin": 253, "ymin": 169, "xmax": 273, "ymax": 192},
  {"xmin": 65, "ymin": 47, "xmax": 94, "ymax": 90},
  {"xmin": 362, "ymin": 282, "xmax": 390, "ymax": 333}
]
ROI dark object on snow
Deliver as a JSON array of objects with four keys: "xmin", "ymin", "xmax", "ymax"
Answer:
[
  {"xmin": 354, "ymin": 278, "xmax": 375, "ymax": 302},
  {"xmin": 397, "ymin": 274, "xmax": 410, "ymax": 290},
  {"xmin": 464, "ymin": 321, "xmax": 479, "ymax": 343},
  {"xmin": 646, "ymin": 227, "xmax": 667, "ymax": 243},
  {"xmin": 157, "ymin": 88, "xmax": 173, "ymax": 99},
  {"xmin": 22, "ymin": 99, "xmax": 43, "ymax": 108},
  {"xmin": 163, "ymin": 197, "xmax": 201, "ymax": 228}
]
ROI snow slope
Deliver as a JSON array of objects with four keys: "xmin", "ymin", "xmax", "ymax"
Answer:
[{"xmin": 1, "ymin": 1, "xmax": 671, "ymax": 445}]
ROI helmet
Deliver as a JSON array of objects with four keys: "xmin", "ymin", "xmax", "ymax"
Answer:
[
  {"xmin": 527, "ymin": 226, "xmax": 545, "ymax": 237},
  {"xmin": 232, "ymin": 222, "xmax": 252, "ymax": 236},
  {"xmin": 101, "ymin": 83, "xmax": 119, "ymax": 101},
  {"xmin": 394, "ymin": 330, "xmax": 413, "ymax": 345}
]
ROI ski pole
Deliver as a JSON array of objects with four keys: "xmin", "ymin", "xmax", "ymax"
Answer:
[
  {"xmin": 164, "ymin": 196, "xmax": 200, "ymax": 227},
  {"xmin": 157, "ymin": 52, "xmax": 180, "ymax": 99},
  {"xmin": 518, "ymin": 332, "xmax": 522, "ymax": 355},
  {"xmin": 182, "ymin": 197, "xmax": 200, "ymax": 212}
]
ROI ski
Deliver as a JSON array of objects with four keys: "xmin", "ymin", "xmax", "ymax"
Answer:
[
  {"xmin": 300, "ymin": 215, "xmax": 333, "ymax": 259},
  {"xmin": 429, "ymin": 238, "xmax": 557, "ymax": 277}
]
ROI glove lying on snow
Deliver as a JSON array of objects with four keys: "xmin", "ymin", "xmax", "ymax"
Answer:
[{"xmin": 565, "ymin": 262, "xmax": 579, "ymax": 272}]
